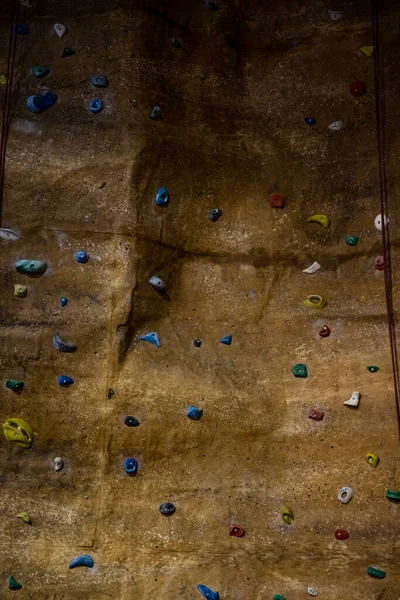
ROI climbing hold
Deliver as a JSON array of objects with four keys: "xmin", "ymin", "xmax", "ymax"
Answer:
[
  {"xmin": 9, "ymin": 576, "xmax": 22, "ymax": 590},
  {"xmin": 375, "ymin": 256, "xmax": 385, "ymax": 271},
  {"xmin": 206, "ymin": 1, "xmax": 219, "ymax": 9},
  {"xmin": 219, "ymin": 335, "xmax": 232, "ymax": 345},
  {"xmin": 280, "ymin": 506, "xmax": 294, "ymax": 525},
  {"xmin": 350, "ymin": 81, "xmax": 366, "ymax": 97},
  {"xmin": 58, "ymin": 375, "xmax": 74, "ymax": 386},
  {"xmin": 0, "ymin": 75, "xmax": 5, "ymax": 85},
  {"xmin": 150, "ymin": 106, "xmax": 161, "ymax": 119},
  {"xmin": 156, "ymin": 187, "xmax": 169, "ymax": 207},
  {"xmin": 197, "ymin": 584, "xmax": 219, "ymax": 600},
  {"xmin": 273, "ymin": 596, "xmax": 286, "ymax": 600},
  {"xmin": 187, "ymin": 406, "xmax": 203, "ymax": 420},
  {"xmin": 307, "ymin": 588, "xmax": 318, "ymax": 597},
  {"xmin": 53, "ymin": 333, "xmax": 77, "ymax": 353},
  {"xmin": 338, "ymin": 487, "xmax": 353, "ymax": 504},
  {"xmin": 307, "ymin": 214, "xmax": 330, "ymax": 228},
  {"xmin": 20, "ymin": 0, "xmax": 32, "ymax": 7},
  {"xmin": 319, "ymin": 325, "xmax": 331, "ymax": 338},
  {"xmin": 229, "ymin": 524, "xmax": 244, "ymax": 537},
  {"xmin": 328, "ymin": 120, "xmax": 343, "ymax": 131},
  {"xmin": 172, "ymin": 38, "xmax": 181, "ymax": 48},
  {"xmin": 375, "ymin": 214, "xmax": 389, "ymax": 231},
  {"xmin": 139, "ymin": 332, "xmax": 160, "ymax": 348},
  {"xmin": 6, "ymin": 379, "xmax": 24, "ymax": 394},
  {"xmin": 108, "ymin": 388, "xmax": 114, "ymax": 399},
  {"xmin": 345, "ymin": 236, "xmax": 358, "ymax": 246},
  {"xmin": 16, "ymin": 259, "xmax": 47, "ymax": 275},
  {"xmin": 124, "ymin": 457, "xmax": 138, "ymax": 474},
  {"xmin": 32, "ymin": 66, "xmax": 50, "ymax": 78},
  {"xmin": 304, "ymin": 117, "xmax": 316, "ymax": 126},
  {"xmin": 27, "ymin": 91, "xmax": 57, "ymax": 113},
  {"xmin": 60, "ymin": 297, "xmax": 68, "ymax": 307},
  {"xmin": 328, "ymin": 10, "xmax": 344, "ymax": 21},
  {"xmin": 343, "ymin": 391, "xmax": 360, "ymax": 407},
  {"xmin": 335, "ymin": 528, "xmax": 349, "ymax": 540},
  {"xmin": 360, "ymin": 46, "xmax": 374, "ymax": 57},
  {"xmin": 69, "ymin": 555, "xmax": 94, "ymax": 569},
  {"xmin": 75, "ymin": 250, "xmax": 88, "ymax": 263},
  {"xmin": 365, "ymin": 452, "xmax": 379, "ymax": 468},
  {"xmin": 385, "ymin": 489, "xmax": 400, "ymax": 500},
  {"xmin": 302, "ymin": 261, "xmax": 321, "ymax": 274},
  {"xmin": 193, "ymin": 339, "xmax": 202, "ymax": 347},
  {"xmin": 268, "ymin": 193, "xmax": 284, "ymax": 208},
  {"xmin": 91, "ymin": 75, "xmax": 109, "ymax": 88},
  {"xmin": 89, "ymin": 98, "xmax": 103, "ymax": 114},
  {"xmin": 160, "ymin": 502, "xmax": 175, "ymax": 515},
  {"xmin": 96, "ymin": 181, "xmax": 106, "ymax": 189},
  {"xmin": 0, "ymin": 228, "xmax": 21, "ymax": 240},
  {"xmin": 2, "ymin": 418, "xmax": 33, "ymax": 448},
  {"xmin": 17, "ymin": 511, "xmax": 31, "ymax": 524},
  {"xmin": 54, "ymin": 457, "xmax": 64, "ymax": 472},
  {"xmin": 124, "ymin": 416, "xmax": 140, "ymax": 427},
  {"xmin": 303, "ymin": 295, "xmax": 327, "ymax": 310},
  {"xmin": 13, "ymin": 23, "xmax": 29, "ymax": 35},
  {"xmin": 149, "ymin": 276, "xmax": 166, "ymax": 293},
  {"xmin": 208, "ymin": 208, "xmax": 222, "ymax": 222},
  {"xmin": 54, "ymin": 23, "xmax": 67, "ymax": 38},
  {"xmin": 308, "ymin": 409, "xmax": 324, "ymax": 421},
  {"xmin": 14, "ymin": 285, "xmax": 27, "ymax": 298},
  {"xmin": 61, "ymin": 47, "xmax": 75, "ymax": 57},
  {"xmin": 367, "ymin": 566, "xmax": 386, "ymax": 579},
  {"xmin": 367, "ymin": 366, "xmax": 379, "ymax": 373},
  {"xmin": 292, "ymin": 364, "xmax": 308, "ymax": 378}
]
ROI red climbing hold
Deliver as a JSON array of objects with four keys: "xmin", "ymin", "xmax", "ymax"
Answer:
[
  {"xmin": 308, "ymin": 409, "xmax": 324, "ymax": 421},
  {"xmin": 230, "ymin": 525, "xmax": 244, "ymax": 537},
  {"xmin": 319, "ymin": 325, "xmax": 331, "ymax": 338},
  {"xmin": 334, "ymin": 529, "xmax": 349, "ymax": 540},
  {"xmin": 268, "ymin": 193, "xmax": 284, "ymax": 208},
  {"xmin": 375, "ymin": 256, "xmax": 385, "ymax": 271},
  {"xmin": 349, "ymin": 81, "xmax": 366, "ymax": 97}
]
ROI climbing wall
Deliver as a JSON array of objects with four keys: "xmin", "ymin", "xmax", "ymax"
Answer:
[{"xmin": 1, "ymin": 0, "xmax": 400, "ymax": 598}]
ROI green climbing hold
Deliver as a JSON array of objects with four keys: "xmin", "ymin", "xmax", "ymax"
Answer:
[
  {"xmin": 345, "ymin": 236, "xmax": 358, "ymax": 246},
  {"xmin": 385, "ymin": 489, "xmax": 400, "ymax": 500},
  {"xmin": 367, "ymin": 366, "xmax": 379, "ymax": 373},
  {"xmin": 292, "ymin": 363, "xmax": 308, "ymax": 378},
  {"xmin": 273, "ymin": 595, "xmax": 286, "ymax": 600},
  {"xmin": 5, "ymin": 379, "xmax": 24, "ymax": 394},
  {"xmin": 367, "ymin": 566, "xmax": 386, "ymax": 579},
  {"xmin": 15, "ymin": 259, "xmax": 47, "ymax": 275},
  {"xmin": 9, "ymin": 575, "xmax": 22, "ymax": 590},
  {"xmin": 32, "ymin": 66, "xmax": 50, "ymax": 78},
  {"xmin": 280, "ymin": 506, "xmax": 294, "ymax": 525}
]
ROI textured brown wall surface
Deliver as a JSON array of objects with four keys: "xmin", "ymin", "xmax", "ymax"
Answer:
[{"xmin": 1, "ymin": 0, "xmax": 400, "ymax": 598}]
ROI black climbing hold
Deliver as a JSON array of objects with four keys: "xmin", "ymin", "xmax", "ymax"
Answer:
[
  {"xmin": 108, "ymin": 388, "xmax": 115, "ymax": 399},
  {"xmin": 13, "ymin": 23, "xmax": 29, "ymax": 35},
  {"xmin": 206, "ymin": 1, "xmax": 219, "ymax": 9},
  {"xmin": 91, "ymin": 75, "xmax": 109, "ymax": 88},
  {"xmin": 160, "ymin": 502, "xmax": 175, "ymax": 515},
  {"xmin": 61, "ymin": 47, "xmax": 75, "ymax": 58},
  {"xmin": 124, "ymin": 416, "xmax": 140, "ymax": 427},
  {"xmin": 60, "ymin": 297, "xmax": 68, "ymax": 307},
  {"xmin": 193, "ymin": 339, "xmax": 202, "ymax": 347},
  {"xmin": 172, "ymin": 39, "xmax": 181, "ymax": 48},
  {"xmin": 150, "ymin": 106, "xmax": 161, "ymax": 119},
  {"xmin": 208, "ymin": 208, "xmax": 222, "ymax": 222}
]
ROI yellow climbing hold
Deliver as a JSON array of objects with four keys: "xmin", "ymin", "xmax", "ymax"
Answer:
[
  {"xmin": 360, "ymin": 46, "xmax": 374, "ymax": 57},
  {"xmin": 20, "ymin": 0, "xmax": 32, "ymax": 6},
  {"xmin": 0, "ymin": 75, "xmax": 6, "ymax": 85},
  {"xmin": 365, "ymin": 452, "xmax": 379, "ymax": 468},
  {"xmin": 2, "ymin": 417, "xmax": 33, "ymax": 448},
  {"xmin": 307, "ymin": 214, "xmax": 330, "ymax": 229},
  {"xmin": 303, "ymin": 294, "xmax": 327, "ymax": 310},
  {"xmin": 17, "ymin": 511, "xmax": 31, "ymax": 524}
]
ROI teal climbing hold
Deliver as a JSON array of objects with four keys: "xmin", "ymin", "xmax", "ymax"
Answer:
[
  {"xmin": 32, "ymin": 66, "xmax": 50, "ymax": 78},
  {"xmin": 367, "ymin": 566, "xmax": 385, "ymax": 579},
  {"xmin": 8, "ymin": 575, "xmax": 22, "ymax": 590},
  {"xmin": 273, "ymin": 596, "xmax": 286, "ymax": 600},
  {"xmin": 16, "ymin": 259, "xmax": 47, "ymax": 275},
  {"xmin": 367, "ymin": 366, "xmax": 379, "ymax": 373},
  {"xmin": 385, "ymin": 489, "xmax": 400, "ymax": 500},
  {"xmin": 292, "ymin": 363, "xmax": 308, "ymax": 378},
  {"xmin": 345, "ymin": 236, "xmax": 359, "ymax": 246},
  {"xmin": 219, "ymin": 335, "xmax": 232, "ymax": 345},
  {"xmin": 6, "ymin": 379, "xmax": 24, "ymax": 393}
]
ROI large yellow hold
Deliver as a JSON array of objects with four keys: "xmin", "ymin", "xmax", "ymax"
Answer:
[{"xmin": 2, "ymin": 418, "xmax": 33, "ymax": 448}]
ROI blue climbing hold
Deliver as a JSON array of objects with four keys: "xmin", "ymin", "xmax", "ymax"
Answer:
[
  {"xmin": 58, "ymin": 375, "xmax": 74, "ymax": 386},
  {"xmin": 124, "ymin": 458, "xmax": 138, "ymax": 474},
  {"xmin": 139, "ymin": 332, "xmax": 160, "ymax": 348},
  {"xmin": 60, "ymin": 297, "xmax": 68, "ymax": 307},
  {"xmin": 197, "ymin": 584, "xmax": 219, "ymax": 600},
  {"xmin": 304, "ymin": 117, "xmax": 316, "ymax": 126},
  {"xmin": 26, "ymin": 91, "xmax": 57, "ymax": 113},
  {"xmin": 187, "ymin": 406, "xmax": 203, "ymax": 420},
  {"xmin": 69, "ymin": 554, "xmax": 94, "ymax": 569},
  {"xmin": 14, "ymin": 23, "xmax": 29, "ymax": 35},
  {"xmin": 156, "ymin": 187, "xmax": 169, "ymax": 207},
  {"xmin": 91, "ymin": 75, "xmax": 109, "ymax": 88},
  {"xmin": 90, "ymin": 98, "xmax": 103, "ymax": 114},
  {"xmin": 219, "ymin": 335, "xmax": 232, "ymax": 345},
  {"xmin": 75, "ymin": 250, "xmax": 88, "ymax": 263}
]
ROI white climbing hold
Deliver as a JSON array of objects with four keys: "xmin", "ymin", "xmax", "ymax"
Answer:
[
  {"xmin": 54, "ymin": 457, "xmax": 64, "ymax": 472},
  {"xmin": 302, "ymin": 261, "xmax": 321, "ymax": 274},
  {"xmin": 343, "ymin": 391, "xmax": 360, "ymax": 407},
  {"xmin": 54, "ymin": 23, "xmax": 67, "ymax": 38},
  {"xmin": 308, "ymin": 588, "xmax": 318, "ymax": 597},
  {"xmin": 0, "ymin": 228, "xmax": 21, "ymax": 241},
  {"xmin": 328, "ymin": 120, "xmax": 343, "ymax": 131},
  {"xmin": 374, "ymin": 214, "xmax": 389, "ymax": 231},
  {"xmin": 328, "ymin": 10, "xmax": 344, "ymax": 22},
  {"xmin": 338, "ymin": 486, "xmax": 353, "ymax": 504}
]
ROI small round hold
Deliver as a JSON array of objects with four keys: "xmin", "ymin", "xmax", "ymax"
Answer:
[
  {"xmin": 149, "ymin": 275, "xmax": 166, "ymax": 292},
  {"xmin": 334, "ymin": 528, "xmax": 349, "ymax": 540},
  {"xmin": 307, "ymin": 588, "xmax": 318, "ymax": 597},
  {"xmin": 90, "ymin": 98, "xmax": 103, "ymax": 114},
  {"xmin": 319, "ymin": 325, "xmax": 331, "ymax": 338},
  {"xmin": 54, "ymin": 457, "xmax": 64, "ymax": 472},
  {"xmin": 193, "ymin": 338, "xmax": 202, "ymax": 347},
  {"xmin": 124, "ymin": 457, "xmax": 138, "ymax": 474},
  {"xmin": 58, "ymin": 375, "xmax": 74, "ymax": 386},
  {"xmin": 304, "ymin": 117, "xmax": 316, "ymax": 126},
  {"xmin": 375, "ymin": 255, "xmax": 385, "ymax": 270},
  {"xmin": 346, "ymin": 236, "xmax": 358, "ymax": 246},
  {"xmin": 229, "ymin": 524, "xmax": 244, "ymax": 537},
  {"xmin": 160, "ymin": 502, "xmax": 175, "ymax": 515},
  {"xmin": 90, "ymin": 75, "xmax": 109, "ymax": 88},
  {"xmin": 150, "ymin": 106, "xmax": 161, "ymax": 119},
  {"xmin": 308, "ymin": 409, "xmax": 324, "ymax": 421},
  {"xmin": 75, "ymin": 250, "xmax": 88, "ymax": 263},
  {"xmin": 375, "ymin": 213, "xmax": 389, "ymax": 231},
  {"xmin": 124, "ymin": 415, "xmax": 140, "ymax": 427},
  {"xmin": 208, "ymin": 208, "xmax": 222, "ymax": 222},
  {"xmin": 292, "ymin": 363, "xmax": 308, "ymax": 378},
  {"xmin": 338, "ymin": 486, "xmax": 353, "ymax": 504},
  {"xmin": 60, "ymin": 297, "xmax": 68, "ymax": 307},
  {"xmin": 367, "ymin": 365, "xmax": 379, "ymax": 373},
  {"xmin": 350, "ymin": 81, "xmax": 366, "ymax": 97},
  {"xmin": 268, "ymin": 193, "xmax": 284, "ymax": 208},
  {"xmin": 172, "ymin": 38, "xmax": 181, "ymax": 48}
]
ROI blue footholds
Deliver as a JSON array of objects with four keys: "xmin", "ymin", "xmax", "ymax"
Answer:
[
  {"xmin": 124, "ymin": 457, "xmax": 138, "ymax": 474},
  {"xmin": 139, "ymin": 332, "xmax": 160, "ymax": 348},
  {"xmin": 58, "ymin": 375, "xmax": 74, "ymax": 386},
  {"xmin": 187, "ymin": 406, "xmax": 203, "ymax": 420},
  {"xmin": 89, "ymin": 98, "xmax": 103, "ymax": 114},
  {"xmin": 197, "ymin": 584, "xmax": 219, "ymax": 600},
  {"xmin": 75, "ymin": 250, "xmax": 88, "ymax": 263},
  {"xmin": 69, "ymin": 554, "xmax": 94, "ymax": 569},
  {"xmin": 60, "ymin": 297, "xmax": 68, "ymax": 307},
  {"xmin": 155, "ymin": 187, "xmax": 169, "ymax": 207},
  {"xmin": 14, "ymin": 23, "xmax": 29, "ymax": 35},
  {"xmin": 26, "ymin": 91, "xmax": 57, "ymax": 113},
  {"xmin": 304, "ymin": 117, "xmax": 316, "ymax": 126},
  {"xmin": 219, "ymin": 335, "xmax": 232, "ymax": 345},
  {"xmin": 90, "ymin": 75, "xmax": 109, "ymax": 88}
]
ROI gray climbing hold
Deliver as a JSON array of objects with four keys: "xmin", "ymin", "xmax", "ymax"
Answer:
[
  {"xmin": 53, "ymin": 332, "xmax": 77, "ymax": 353},
  {"xmin": 54, "ymin": 457, "xmax": 64, "ymax": 472},
  {"xmin": 91, "ymin": 75, "xmax": 109, "ymax": 88},
  {"xmin": 150, "ymin": 106, "xmax": 161, "ymax": 119},
  {"xmin": 149, "ymin": 276, "xmax": 166, "ymax": 292},
  {"xmin": 54, "ymin": 23, "xmax": 67, "ymax": 38},
  {"xmin": 328, "ymin": 10, "xmax": 344, "ymax": 21},
  {"xmin": 0, "ymin": 228, "xmax": 21, "ymax": 240},
  {"xmin": 208, "ymin": 208, "xmax": 222, "ymax": 222},
  {"xmin": 338, "ymin": 486, "xmax": 353, "ymax": 504}
]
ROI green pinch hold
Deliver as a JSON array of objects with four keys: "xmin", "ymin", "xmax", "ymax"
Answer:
[
  {"xmin": 385, "ymin": 489, "xmax": 400, "ymax": 500},
  {"xmin": 6, "ymin": 379, "xmax": 24, "ymax": 394},
  {"xmin": 9, "ymin": 575, "xmax": 22, "ymax": 590},
  {"xmin": 32, "ymin": 65, "xmax": 50, "ymax": 78},
  {"xmin": 346, "ymin": 235, "xmax": 359, "ymax": 246},
  {"xmin": 367, "ymin": 566, "xmax": 386, "ymax": 579},
  {"xmin": 292, "ymin": 363, "xmax": 308, "ymax": 378},
  {"xmin": 367, "ymin": 366, "xmax": 379, "ymax": 373},
  {"xmin": 273, "ymin": 595, "xmax": 286, "ymax": 600},
  {"xmin": 15, "ymin": 259, "xmax": 47, "ymax": 276}
]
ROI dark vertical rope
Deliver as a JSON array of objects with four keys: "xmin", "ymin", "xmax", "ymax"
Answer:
[{"xmin": 372, "ymin": 0, "xmax": 400, "ymax": 437}]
